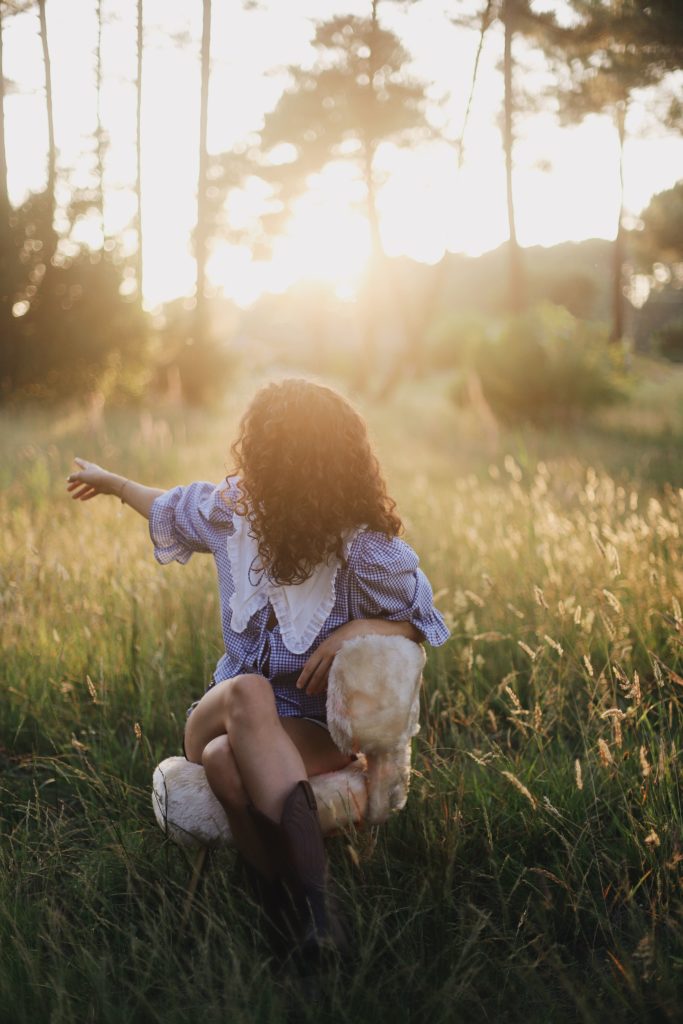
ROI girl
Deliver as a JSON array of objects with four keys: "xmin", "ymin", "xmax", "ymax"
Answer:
[{"xmin": 66, "ymin": 379, "xmax": 449, "ymax": 958}]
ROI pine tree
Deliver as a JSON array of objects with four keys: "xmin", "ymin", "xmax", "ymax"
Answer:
[
  {"xmin": 211, "ymin": 10, "xmax": 433, "ymax": 382},
  {"xmin": 37, "ymin": 0, "xmax": 56, "ymax": 262},
  {"xmin": 545, "ymin": 0, "xmax": 683, "ymax": 342},
  {"xmin": 451, "ymin": 0, "xmax": 562, "ymax": 314}
]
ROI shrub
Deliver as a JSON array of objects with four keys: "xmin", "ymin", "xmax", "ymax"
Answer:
[
  {"xmin": 654, "ymin": 320, "xmax": 683, "ymax": 363},
  {"xmin": 424, "ymin": 313, "xmax": 488, "ymax": 373},
  {"xmin": 1, "ymin": 253, "xmax": 151, "ymax": 403},
  {"xmin": 155, "ymin": 298, "xmax": 237, "ymax": 405},
  {"xmin": 467, "ymin": 305, "xmax": 625, "ymax": 426}
]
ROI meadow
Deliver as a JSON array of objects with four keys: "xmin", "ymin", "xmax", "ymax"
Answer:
[{"xmin": 1, "ymin": 365, "xmax": 682, "ymax": 1024}]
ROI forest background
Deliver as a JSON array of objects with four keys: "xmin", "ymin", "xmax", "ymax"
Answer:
[{"xmin": 1, "ymin": 2, "xmax": 683, "ymax": 1023}]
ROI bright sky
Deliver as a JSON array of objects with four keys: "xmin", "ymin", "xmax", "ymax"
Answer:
[{"xmin": 3, "ymin": 0, "xmax": 682, "ymax": 308}]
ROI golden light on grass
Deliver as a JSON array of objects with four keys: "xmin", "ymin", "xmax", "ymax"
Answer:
[{"xmin": 3, "ymin": 395, "xmax": 683, "ymax": 1009}]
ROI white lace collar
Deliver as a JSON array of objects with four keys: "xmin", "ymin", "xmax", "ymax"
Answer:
[{"xmin": 226, "ymin": 509, "xmax": 360, "ymax": 654}]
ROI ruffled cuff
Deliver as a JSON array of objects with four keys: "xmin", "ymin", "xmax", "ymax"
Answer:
[
  {"xmin": 149, "ymin": 488, "xmax": 195, "ymax": 564},
  {"xmin": 403, "ymin": 570, "xmax": 450, "ymax": 646}
]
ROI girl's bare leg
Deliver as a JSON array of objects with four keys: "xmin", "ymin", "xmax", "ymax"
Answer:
[{"xmin": 183, "ymin": 674, "xmax": 351, "ymax": 871}]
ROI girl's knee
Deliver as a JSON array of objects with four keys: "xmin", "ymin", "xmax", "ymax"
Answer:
[
  {"xmin": 201, "ymin": 734, "xmax": 247, "ymax": 810},
  {"xmin": 224, "ymin": 673, "xmax": 276, "ymax": 728}
]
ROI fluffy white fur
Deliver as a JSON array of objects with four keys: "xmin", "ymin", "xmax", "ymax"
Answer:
[
  {"xmin": 327, "ymin": 634, "xmax": 425, "ymax": 823},
  {"xmin": 151, "ymin": 635, "xmax": 425, "ymax": 847},
  {"xmin": 153, "ymin": 756, "xmax": 368, "ymax": 850}
]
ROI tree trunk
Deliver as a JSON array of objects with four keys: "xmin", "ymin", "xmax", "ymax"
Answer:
[
  {"xmin": 364, "ymin": 0, "xmax": 381, "ymax": 264},
  {"xmin": 135, "ymin": 0, "xmax": 143, "ymax": 302},
  {"xmin": 502, "ymin": 0, "xmax": 524, "ymax": 313},
  {"xmin": 379, "ymin": 0, "xmax": 494, "ymax": 402},
  {"xmin": 354, "ymin": 0, "xmax": 388, "ymax": 394},
  {"xmin": 0, "ymin": 5, "xmax": 8, "ymax": 225},
  {"xmin": 0, "ymin": 2, "xmax": 12, "ymax": 342},
  {"xmin": 96, "ymin": 0, "xmax": 105, "ymax": 241},
  {"xmin": 610, "ymin": 101, "xmax": 626, "ymax": 344},
  {"xmin": 38, "ymin": 0, "xmax": 57, "ymax": 260},
  {"xmin": 195, "ymin": 0, "xmax": 211, "ymax": 348}
]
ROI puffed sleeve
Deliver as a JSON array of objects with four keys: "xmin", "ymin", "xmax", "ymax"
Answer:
[
  {"xmin": 149, "ymin": 479, "xmax": 236, "ymax": 565},
  {"xmin": 347, "ymin": 531, "xmax": 450, "ymax": 646}
]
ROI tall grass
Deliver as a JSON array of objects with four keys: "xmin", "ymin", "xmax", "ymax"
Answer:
[{"xmin": 1, "ymin": 375, "xmax": 682, "ymax": 1023}]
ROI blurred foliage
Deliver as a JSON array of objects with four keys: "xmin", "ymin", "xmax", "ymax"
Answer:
[
  {"xmin": 0, "ymin": 191, "xmax": 149, "ymax": 403},
  {"xmin": 1, "ymin": 6, "xmax": 681, "ymax": 406},
  {"xmin": 155, "ymin": 298, "xmax": 237, "ymax": 406},
  {"xmin": 628, "ymin": 183, "xmax": 683, "ymax": 356},
  {"xmin": 544, "ymin": 0, "xmax": 683, "ymax": 126},
  {"xmin": 0, "ymin": 190, "xmax": 237, "ymax": 406},
  {"xmin": 445, "ymin": 305, "xmax": 626, "ymax": 426},
  {"xmin": 654, "ymin": 320, "xmax": 683, "ymax": 364},
  {"xmin": 632, "ymin": 181, "xmax": 683, "ymax": 270},
  {"xmin": 208, "ymin": 14, "xmax": 433, "ymax": 258}
]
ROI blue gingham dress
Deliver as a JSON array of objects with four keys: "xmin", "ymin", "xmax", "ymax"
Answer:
[{"xmin": 149, "ymin": 479, "xmax": 450, "ymax": 722}]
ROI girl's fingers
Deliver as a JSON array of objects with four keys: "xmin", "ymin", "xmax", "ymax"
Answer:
[
  {"xmin": 82, "ymin": 490, "xmax": 99, "ymax": 501},
  {"xmin": 306, "ymin": 656, "xmax": 331, "ymax": 695},
  {"xmin": 296, "ymin": 658, "xmax": 316, "ymax": 690},
  {"xmin": 71, "ymin": 485, "xmax": 93, "ymax": 500}
]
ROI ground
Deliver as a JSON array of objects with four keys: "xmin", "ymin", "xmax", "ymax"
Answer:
[{"xmin": 1, "ymin": 360, "xmax": 682, "ymax": 1024}]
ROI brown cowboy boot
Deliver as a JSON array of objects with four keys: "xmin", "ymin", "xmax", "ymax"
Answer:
[
  {"xmin": 248, "ymin": 780, "xmax": 348, "ymax": 959},
  {"xmin": 239, "ymin": 857, "xmax": 290, "ymax": 958}
]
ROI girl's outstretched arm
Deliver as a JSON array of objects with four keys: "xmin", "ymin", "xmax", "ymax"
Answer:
[{"xmin": 66, "ymin": 457, "xmax": 164, "ymax": 520}]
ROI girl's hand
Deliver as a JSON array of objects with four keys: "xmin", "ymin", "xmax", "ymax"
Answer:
[
  {"xmin": 66, "ymin": 458, "xmax": 121, "ymax": 502},
  {"xmin": 296, "ymin": 618, "xmax": 421, "ymax": 696},
  {"xmin": 297, "ymin": 620, "xmax": 366, "ymax": 696}
]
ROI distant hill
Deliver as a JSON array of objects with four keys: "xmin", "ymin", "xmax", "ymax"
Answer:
[
  {"xmin": 434, "ymin": 238, "xmax": 615, "ymax": 321},
  {"xmin": 221, "ymin": 237, "xmax": 682, "ymax": 362}
]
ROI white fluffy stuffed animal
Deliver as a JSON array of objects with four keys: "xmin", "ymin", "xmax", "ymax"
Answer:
[{"xmin": 152, "ymin": 634, "xmax": 426, "ymax": 850}]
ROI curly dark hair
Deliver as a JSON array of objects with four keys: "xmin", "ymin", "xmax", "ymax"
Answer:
[{"xmin": 227, "ymin": 379, "xmax": 402, "ymax": 585}]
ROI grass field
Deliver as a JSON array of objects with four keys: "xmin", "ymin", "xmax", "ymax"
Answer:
[{"xmin": 1, "ymin": 365, "xmax": 682, "ymax": 1024}]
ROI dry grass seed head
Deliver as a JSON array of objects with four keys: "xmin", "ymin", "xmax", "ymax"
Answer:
[
  {"xmin": 602, "ymin": 589, "xmax": 623, "ymax": 615},
  {"xmin": 575, "ymin": 759, "xmax": 584, "ymax": 791},
  {"xmin": 544, "ymin": 635, "xmax": 564, "ymax": 657},
  {"xmin": 612, "ymin": 716, "xmax": 623, "ymax": 748},
  {"xmin": 504, "ymin": 685, "xmax": 524, "ymax": 713},
  {"xmin": 501, "ymin": 770, "xmax": 536, "ymax": 808},
  {"xmin": 86, "ymin": 674, "xmax": 98, "ymax": 702},
  {"xmin": 598, "ymin": 738, "xmax": 613, "ymax": 767}
]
